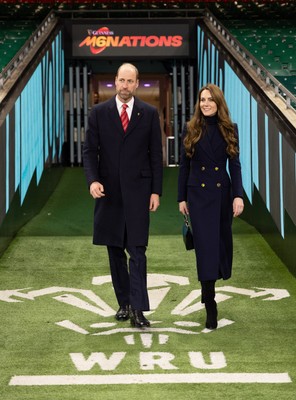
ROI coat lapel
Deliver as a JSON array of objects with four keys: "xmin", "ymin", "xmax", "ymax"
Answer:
[
  {"xmin": 198, "ymin": 130, "xmax": 226, "ymax": 162},
  {"xmin": 124, "ymin": 98, "xmax": 143, "ymax": 137},
  {"xmin": 107, "ymin": 96, "xmax": 144, "ymax": 137},
  {"xmin": 198, "ymin": 134, "xmax": 216, "ymax": 161},
  {"xmin": 211, "ymin": 130, "xmax": 225, "ymax": 153},
  {"xmin": 108, "ymin": 98, "xmax": 124, "ymax": 136}
]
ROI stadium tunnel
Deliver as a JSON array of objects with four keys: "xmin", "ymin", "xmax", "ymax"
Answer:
[{"xmin": 0, "ymin": 1, "xmax": 295, "ymax": 276}]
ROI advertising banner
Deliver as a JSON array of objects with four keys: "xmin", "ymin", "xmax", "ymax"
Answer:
[{"xmin": 72, "ymin": 22, "xmax": 192, "ymax": 58}]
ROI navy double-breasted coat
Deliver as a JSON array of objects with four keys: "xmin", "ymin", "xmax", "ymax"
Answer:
[
  {"xmin": 178, "ymin": 123, "xmax": 243, "ymax": 281},
  {"xmin": 83, "ymin": 96, "xmax": 163, "ymax": 247}
]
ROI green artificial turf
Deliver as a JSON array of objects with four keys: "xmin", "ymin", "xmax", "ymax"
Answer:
[{"xmin": 0, "ymin": 167, "xmax": 295, "ymax": 399}]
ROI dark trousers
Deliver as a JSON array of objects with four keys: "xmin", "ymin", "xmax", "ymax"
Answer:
[{"xmin": 107, "ymin": 245, "xmax": 150, "ymax": 311}]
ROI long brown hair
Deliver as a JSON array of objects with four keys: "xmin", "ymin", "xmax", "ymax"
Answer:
[{"xmin": 184, "ymin": 83, "xmax": 239, "ymax": 158}]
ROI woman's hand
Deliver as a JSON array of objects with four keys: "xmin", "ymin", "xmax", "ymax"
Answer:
[
  {"xmin": 179, "ymin": 201, "xmax": 189, "ymax": 215},
  {"xmin": 233, "ymin": 197, "xmax": 244, "ymax": 217}
]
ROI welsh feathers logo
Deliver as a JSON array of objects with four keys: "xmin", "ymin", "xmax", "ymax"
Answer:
[
  {"xmin": 2, "ymin": 274, "xmax": 292, "ymax": 386},
  {"xmin": 0, "ymin": 273, "xmax": 289, "ymax": 337}
]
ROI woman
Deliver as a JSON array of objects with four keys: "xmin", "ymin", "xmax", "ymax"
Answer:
[{"xmin": 178, "ymin": 83, "xmax": 244, "ymax": 330}]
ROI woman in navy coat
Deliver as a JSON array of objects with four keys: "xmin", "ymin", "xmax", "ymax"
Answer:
[
  {"xmin": 83, "ymin": 63, "xmax": 163, "ymax": 328},
  {"xmin": 178, "ymin": 83, "xmax": 244, "ymax": 329}
]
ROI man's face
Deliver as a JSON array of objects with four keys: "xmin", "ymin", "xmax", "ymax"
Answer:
[{"xmin": 115, "ymin": 66, "xmax": 139, "ymax": 103}]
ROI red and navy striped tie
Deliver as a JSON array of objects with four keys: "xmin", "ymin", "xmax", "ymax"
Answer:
[{"xmin": 120, "ymin": 103, "xmax": 129, "ymax": 132}]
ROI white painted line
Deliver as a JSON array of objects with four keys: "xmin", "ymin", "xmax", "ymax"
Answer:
[
  {"xmin": 92, "ymin": 327, "xmax": 201, "ymax": 335},
  {"xmin": 55, "ymin": 320, "xmax": 89, "ymax": 335},
  {"xmin": 9, "ymin": 373, "xmax": 291, "ymax": 386}
]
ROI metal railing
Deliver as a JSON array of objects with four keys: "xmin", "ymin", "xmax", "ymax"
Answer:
[
  {"xmin": 0, "ymin": 11, "xmax": 56, "ymax": 91},
  {"xmin": 204, "ymin": 9, "xmax": 296, "ymax": 113}
]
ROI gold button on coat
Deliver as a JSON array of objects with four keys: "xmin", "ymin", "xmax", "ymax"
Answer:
[
  {"xmin": 201, "ymin": 183, "xmax": 206, "ymax": 187},
  {"xmin": 217, "ymin": 183, "xmax": 221, "ymax": 187},
  {"xmin": 215, "ymin": 167, "xmax": 219, "ymax": 171}
]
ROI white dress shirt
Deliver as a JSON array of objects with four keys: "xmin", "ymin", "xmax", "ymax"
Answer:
[{"xmin": 116, "ymin": 96, "xmax": 134, "ymax": 120}]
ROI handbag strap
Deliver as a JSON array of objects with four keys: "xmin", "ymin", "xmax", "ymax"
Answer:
[{"xmin": 183, "ymin": 214, "xmax": 190, "ymax": 227}]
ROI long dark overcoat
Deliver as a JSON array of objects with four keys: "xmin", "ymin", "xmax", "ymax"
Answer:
[
  {"xmin": 178, "ymin": 124, "xmax": 243, "ymax": 281},
  {"xmin": 83, "ymin": 96, "xmax": 163, "ymax": 247}
]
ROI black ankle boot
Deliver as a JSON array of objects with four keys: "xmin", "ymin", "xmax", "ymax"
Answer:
[
  {"xmin": 201, "ymin": 280, "xmax": 218, "ymax": 330},
  {"xmin": 205, "ymin": 300, "xmax": 218, "ymax": 329}
]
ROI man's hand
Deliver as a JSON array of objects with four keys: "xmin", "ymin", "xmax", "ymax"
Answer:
[
  {"xmin": 149, "ymin": 194, "xmax": 160, "ymax": 212},
  {"xmin": 90, "ymin": 182, "xmax": 105, "ymax": 199}
]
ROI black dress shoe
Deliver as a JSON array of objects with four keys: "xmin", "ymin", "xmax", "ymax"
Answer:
[
  {"xmin": 115, "ymin": 305, "xmax": 130, "ymax": 321},
  {"xmin": 130, "ymin": 309, "xmax": 150, "ymax": 328}
]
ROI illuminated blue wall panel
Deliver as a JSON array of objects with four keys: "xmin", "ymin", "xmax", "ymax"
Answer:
[{"xmin": 0, "ymin": 31, "xmax": 64, "ymax": 226}]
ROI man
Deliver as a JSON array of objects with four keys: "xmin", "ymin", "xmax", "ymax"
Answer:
[{"xmin": 83, "ymin": 63, "xmax": 163, "ymax": 328}]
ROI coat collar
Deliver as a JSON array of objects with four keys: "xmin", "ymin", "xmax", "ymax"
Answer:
[{"xmin": 108, "ymin": 96, "xmax": 144, "ymax": 137}]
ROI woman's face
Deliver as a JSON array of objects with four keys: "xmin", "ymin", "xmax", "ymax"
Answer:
[{"xmin": 199, "ymin": 89, "xmax": 218, "ymax": 117}]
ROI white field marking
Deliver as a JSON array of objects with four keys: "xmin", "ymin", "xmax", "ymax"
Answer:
[
  {"xmin": 55, "ymin": 319, "xmax": 234, "ymax": 335},
  {"xmin": 139, "ymin": 334, "xmax": 153, "ymax": 349},
  {"xmin": 9, "ymin": 372, "xmax": 292, "ymax": 385},
  {"xmin": 70, "ymin": 352, "xmax": 126, "ymax": 371},
  {"xmin": 174, "ymin": 321, "xmax": 201, "ymax": 327},
  {"xmin": 145, "ymin": 287, "xmax": 170, "ymax": 314},
  {"xmin": 92, "ymin": 327, "xmax": 201, "ymax": 335},
  {"xmin": 55, "ymin": 320, "xmax": 89, "ymax": 335},
  {"xmin": 171, "ymin": 292, "xmax": 231, "ymax": 316},
  {"xmin": 189, "ymin": 352, "xmax": 227, "ymax": 369},
  {"xmin": 0, "ymin": 287, "xmax": 112, "ymax": 303},
  {"xmin": 123, "ymin": 333, "xmax": 169, "ymax": 348},
  {"xmin": 91, "ymin": 275, "xmax": 112, "ymax": 285},
  {"xmin": 54, "ymin": 294, "xmax": 115, "ymax": 316},
  {"xmin": 216, "ymin": 286, "xmax": 290, "ymax": 301},
  {"xmin": 92, "ymin": 274, "xmax": 190, "ymax": 288},
  {"xmin": 90, "ymin": 323, "xmax": 117, "ymax": 328},
  {"xmin": 0, "ymin": 288, "xmax": 33, "ymax": 302},
  {"xmin": 147, "ymin": 274, "xmax": 190, "ymax": 288},
  {"xmin": 124, "ymin": 335, "xmax": 135, "ymax": 345},
  {"xmin": 201, "ymin": 318, "xmax": 234, "ymax": 333},
  {"xmin": 158, "ymin": 334, "xmax": 169, "ymax": 345},
  {"xmin": 250, "ymin": 287, "xmax": 290, "ymax": 301},
  {"xmin": 140, "ymin": 352, "xmax": 178, "ymax": 370},
  {"xmin": 0, "ymin": 287, "xmax": 116, "ymax": 316}
]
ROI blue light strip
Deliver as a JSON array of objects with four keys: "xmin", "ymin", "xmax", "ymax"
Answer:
[
  {"xmin": 278, "ymin": 132, "xmax": 284, "ymax": 238},
  {"xmin": 224, "ymin": 62, "xmax": 252, "ymax": 203},
  {"xmin": 211, "ymin": 42, "xmax": 215, "ymax": 83},
  {"xmin": 15, "ymin": 97, "xmax": 21, "ymax": 192},
  {"xmin": 6, "ymin": 115, "xmax": 9, "ymax": 212},
  {"xmin": 265, "ymin": 114, "xmax": 270, "ymax": 211},
  {"xmin": 251, "ymin": 96, "xmax": 258, "ymax": 193}
]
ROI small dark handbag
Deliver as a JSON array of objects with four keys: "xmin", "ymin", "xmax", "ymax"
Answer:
[{"xmin": 182, "ymin": 214, "xmax": 194, "ymax": 250}]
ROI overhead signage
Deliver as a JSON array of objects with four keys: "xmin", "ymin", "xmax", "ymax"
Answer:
[{"xmin": 72, "ymin": 23, "xmax": 191, "ymax": 58}]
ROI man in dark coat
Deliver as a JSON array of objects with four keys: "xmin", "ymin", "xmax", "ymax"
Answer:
[{"xmin": 83, "ymin": 63, "xmax": 163, "ymax": 328}]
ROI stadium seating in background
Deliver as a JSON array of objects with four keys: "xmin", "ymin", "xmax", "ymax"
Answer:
[
  {"xmin": 0, "ymin": 20, "xmax": 39, "ymax": 70},
  {"xmin": 225, "ymin": 19, "xmax": 296, "ymax": 96}
]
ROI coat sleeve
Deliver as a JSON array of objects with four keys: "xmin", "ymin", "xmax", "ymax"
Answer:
[
  {"xmin": 177, "ymin": 123, "xmax": 191, "ymax": 202},
  {"xmin": 83, "ymin": 106, "xmax": 100, "ymax": 188},
  {"xmin": 229, "ymin": 124, "xmax": 244, "ymax": 199}
]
